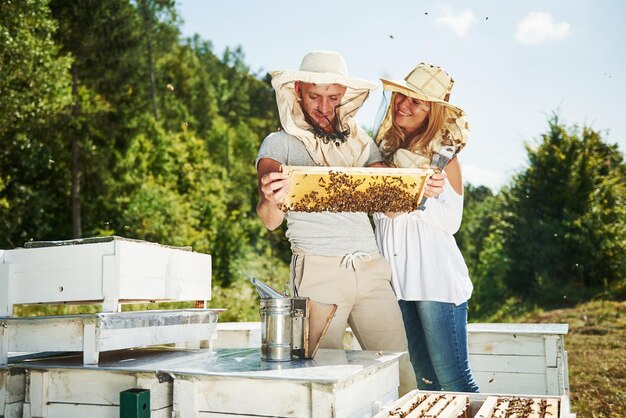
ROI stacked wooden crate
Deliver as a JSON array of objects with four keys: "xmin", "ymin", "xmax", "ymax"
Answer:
[{"xmin": 0, "ymin": 237, "xmax": 217, "ymax": 418}]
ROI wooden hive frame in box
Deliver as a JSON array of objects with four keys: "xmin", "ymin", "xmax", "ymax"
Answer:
[
  {"xmin": 388, "ymin": 393, "xmax": 470, "ymax": 418},
  {"xmin": 474, "ymin": 395, "xmax": 559, "ymax": 418},
  {"xmin": 282, "ymin": 166, "xmax": 434, "ymax": 213}
]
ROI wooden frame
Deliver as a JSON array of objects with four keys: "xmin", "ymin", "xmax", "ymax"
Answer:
[{"xmin": 282, "ymin": 166, "xmax": 433, "ymax": 213}]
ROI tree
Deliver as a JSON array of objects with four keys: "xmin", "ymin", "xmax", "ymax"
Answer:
[
  {"xmin": 489, "ymin": 115, "xmax": 626, "ymax": 303},
  {"xmin": 0, "ymin": 0, "xmax": 72, "ymax": 246}
]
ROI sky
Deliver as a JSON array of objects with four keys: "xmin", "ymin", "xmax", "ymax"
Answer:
[{"xmin": 176, "ymin": 0, "xmax": 626, "ymax": 190}]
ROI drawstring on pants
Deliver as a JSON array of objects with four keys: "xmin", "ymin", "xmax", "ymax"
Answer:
[{"xmin": 341, "ymin": 252, "xmax": 372, "ymax": 269}]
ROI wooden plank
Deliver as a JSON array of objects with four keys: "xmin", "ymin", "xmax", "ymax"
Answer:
[
  {"xmin": 333, "ymin": 362, "xmax": 399, "ymax": 417},
  {"xmin": 98, "ymin": 323, "xmax": 217, "ymax": 352},
  {"xmin": 546, "ymin": 367, "xmax": 559, "ymax": 396},
  {"xmin": 0, "ymin": 369, "xmax": 25, "ymax": 403},
  {"xmin": 469, "ymin": 354, "xmax": 546, "ymax": 374},
  {"xmin": 7, "ymin": 243, "xmax": 113, "ymax": 304},
  {"xmin": 187, "ymin": 377, "xmax": 311, "ymax": 417},
  {"xmin": 0, "ymin": 320, "xmax": 8, "ymax": 365},
  {"xmin": 26, "ymin": 370, "xmax": 49, "ymax": 417},
  {"xmin": 0, "ymin": 263, "xmax": 12, "ymax": 316},
  {"xmin": 35, "ymin": 403, "xmax": 172, "ymax": 418},
  {"xmin": 211, "ymin": 325, "xmax": 261, "ymax": 349},
  {"xmin": 544, "ymin": 336, "xmax": 559, "ymax": 367},
  {"xmin": 9, "ymin": 318, "xmax": 85, "ymax": 352},
  {"xmin": 101, "ymin": 254, "xmax": 120, "ymax": 313},
  {"xmin": 468, "ymin": 323, "xmax": 569, "ymax": 335},
  {"xmin": 469, "ymin": 333, "xmax": 545, "ymax": 356},
  {"xmin": 45, "ymin": 369, "xmax": 172, "ymax": 410},
  {"xmin": 173, "ymin": 379, "xmax": 197, "ymax": 418},
  {"xmin": 3, "ymin": 401, "xmax": 24, "ymax": 418},
  {"xmin": 473, "ymin": 371, "xmax": 547, "ymax": 395},
  {"xmin": 116, "ymin": 241, "xmax": 211, "ymax": 301}
]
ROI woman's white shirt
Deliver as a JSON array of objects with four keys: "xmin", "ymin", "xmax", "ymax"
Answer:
[{"xmin": 373, "ymin": 178, "xmax": 473, "ymax": 305}]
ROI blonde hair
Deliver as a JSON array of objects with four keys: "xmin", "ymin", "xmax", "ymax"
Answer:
[{"xmin": 380, "ymin": 96, "xmax": 447, "ymax": 164}]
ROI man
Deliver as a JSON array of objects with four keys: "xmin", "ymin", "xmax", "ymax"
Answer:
[{"xmin": 256, "ymin": 50, "xmax": 445, "ymax": 395}]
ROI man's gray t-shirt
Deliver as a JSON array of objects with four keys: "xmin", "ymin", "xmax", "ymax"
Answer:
[{"xmin": 256, "ymin": 131, "xmax": 382, "ymax": 256}]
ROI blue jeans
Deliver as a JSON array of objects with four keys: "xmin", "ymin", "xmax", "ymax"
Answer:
[{"xmin": 398, "ymin": 300, "xmax": 479, "ymax": 392}]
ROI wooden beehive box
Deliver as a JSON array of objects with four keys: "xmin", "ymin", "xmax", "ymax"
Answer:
[
  {"xmin": 0, "ymin": 236, "xmax": 212, "ymax": 315},
  {"xmin": 374, "ymin": 391, "xmax": 573, "ymax": 418},
  {"xmin": 282, "ymin": 166, "xmax": 433, "ymax": 213},
  {"xmin": 374, "ymin": 390, "xmax": 575, "ymax": 418},
  {"xmin": 467, "ymin": 323, "xmax": 569, "ymax": 396}
]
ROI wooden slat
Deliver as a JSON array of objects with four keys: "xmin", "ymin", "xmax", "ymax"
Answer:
[
  {"xmin": 469, "ymin": 333, "xmax": 545, "ymax": 356},
  {"xmin": 9, "ymin": 243, "xmax": 113, "ymax": 304},
  {"xmin": 189, "ymin": 378, "xmax": 311, "ymax": 417},
  {"xmin": 469, "ymin": 354, "xmax": 546, "ymax": 374},
  {"xmin": 28, "ymin": 403, "xmax": 172, "ymax": 418},
  {"xmin": 46, "ymin": 370, "xmax": 171, "ymax": 409},
  {"xmin": 473, "ymin": 371, "xmax": 547, "ymax": 396}
]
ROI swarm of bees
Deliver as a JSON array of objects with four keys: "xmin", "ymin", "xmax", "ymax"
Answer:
[
  {"xmin": 386, "ymin": 393, "xmax": 559, "ymax": 418},
  {"xmin": 475, "ymin": 396, "xmax": 560, "ymax": 418},
  {"xmin": 281, "ymin": 166, "xmax": 432, "ymax": 213},
  {"xmin": 388, "ymin": 393, "xmax": 470, "ymax": 418}
]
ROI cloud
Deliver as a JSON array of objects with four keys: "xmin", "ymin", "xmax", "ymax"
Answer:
[
  {"xmin": 515, "ymin": 12, "xmax": 571, "ymax": 44},
  {"xmin": 436, "ymin": 8, "xmax": 476, "ymax": 37}
]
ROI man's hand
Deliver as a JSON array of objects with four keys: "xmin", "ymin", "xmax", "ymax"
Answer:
[
  {"xmin": 259, "ymin": 171, "xmax": 290, "ymax": 205},
  {"xmin": 256, "ymin": 158, "xmax": 289, "ymax": 230}
]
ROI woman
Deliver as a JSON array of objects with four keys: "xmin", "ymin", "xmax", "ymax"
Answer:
[{"xmin": 373, "ymin": 62, "xmax": 479, "ymax": 392}]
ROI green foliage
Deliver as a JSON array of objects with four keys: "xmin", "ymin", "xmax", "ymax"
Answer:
[
  {"xmin": 0, "ymin": 0, "xmax": 73, "ymax": 246},
  {"xmin": 467, "ymin": 114, "xmax": 626, "ymax": 319},
  {"xmin": 1, "ymin": 1, "xmax": 283, "ymax": 320}
]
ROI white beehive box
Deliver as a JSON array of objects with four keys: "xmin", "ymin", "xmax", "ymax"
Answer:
[
  {"xmin": 210, "ymin": 322, "xmax": 571, "ymax": 398},
  {"xmin": 22, "ymin": 366, "xmax": 173, "ymax": 418},
  {"xmin": 11, "ymin": 348, "xmax": 402, "ymax": 418},
  {"xmin": 0, "ymin": 237, "xmax": 212, "ymax": 315},
  {"xmin": 170, "ymin": 348, "xmax": 400, "ymax": 418},
  {"xmin": 1, "ymin": 366, "xmax": 25, "ymax": 418},
  {"xmin": 467, "ymin": 323, "xmax": 569, "ymax": 396}
]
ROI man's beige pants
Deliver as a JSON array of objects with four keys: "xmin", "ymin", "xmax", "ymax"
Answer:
[{"xmin": 291, "ymin": 253, "xmax": 417, "ymax": 396}]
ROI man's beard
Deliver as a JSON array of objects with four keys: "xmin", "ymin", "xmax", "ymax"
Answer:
[{"xmin": 303, "ymin": 111, "xmax": 351, "ymax": 146}]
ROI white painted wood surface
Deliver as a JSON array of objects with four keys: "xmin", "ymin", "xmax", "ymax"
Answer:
[
  {"xmin": 1, "ymin": 367, "xmax": 25, "ymax": 418},
  {"xmin": 209, "ymin": 322, "xmax": 570, "ymax": 397},
  {"xmin": 467, "ymin": 324, "xmax": 569, "ymax": 396},
  {"xmin": 9, "ymin": 348, "xmax": 401, "ymax": 418},
  {"xmin": 1, "ymin": 309, "xmax": 221, "ymax": 365},
  {"xmin": 0, "ymin": 239, "xmax": 211, "ymax": 315},
  {"xmin": 209, "ymin": 322, "xmax": 261, "ymax": 349},
  {"xmin": 170, "ymin": 349, "xmax": 400, "ymax": 418},
  {"xmin": 22, "ymin": 369, "xmax": 172, "ymax": 418}
]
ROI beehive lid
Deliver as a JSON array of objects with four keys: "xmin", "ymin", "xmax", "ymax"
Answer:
[
  {"xmin": 282, "ymin": 166, "xmax": 433, "ymax": 213},
  {"xmin": 23, "ymin": 236, "xmax": 191, "ymax": 251}
]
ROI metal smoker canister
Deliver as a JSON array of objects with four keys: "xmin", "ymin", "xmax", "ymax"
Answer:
[{"xmin": 260, "ymin": 298, "xmax": 293, "ymax": 361}]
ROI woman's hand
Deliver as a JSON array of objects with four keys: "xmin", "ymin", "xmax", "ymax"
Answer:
[{"xmin": 423, "ymin": 169, "xmax": 447, "ymax": 198}]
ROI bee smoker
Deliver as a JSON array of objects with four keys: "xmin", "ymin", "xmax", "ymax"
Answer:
[{"xmin": 251, "ymin": 278, "xmax": 337, "ymax": 362}]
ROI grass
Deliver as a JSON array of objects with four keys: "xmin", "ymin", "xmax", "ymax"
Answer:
[{"xmin": 515, "ymin": 299, "xmax": 626, "ymax": 417}]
